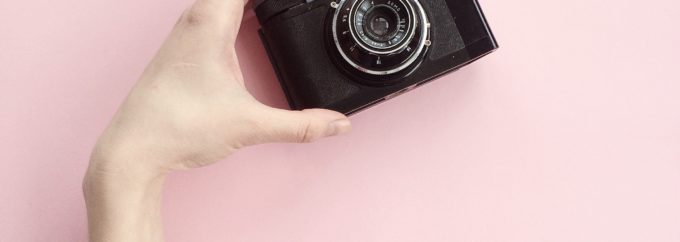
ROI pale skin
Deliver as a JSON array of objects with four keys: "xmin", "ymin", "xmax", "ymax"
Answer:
[{"xmin": 83, "ymin": 0, "xmax": 351, "ymax": 241}]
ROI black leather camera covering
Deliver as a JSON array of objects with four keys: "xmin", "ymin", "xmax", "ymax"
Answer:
[{"xmin": 256, "ymin": 0, "xmax": 498, "ymax": 115}]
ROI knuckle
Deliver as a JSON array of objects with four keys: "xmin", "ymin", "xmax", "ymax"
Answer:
[
  {"xmin": 298, "ymin": 121, "xmax": 320, "ymax": 143},
  {"xmin": 181, "ymin": 5, "xmax": 215, "ymax": 27}
]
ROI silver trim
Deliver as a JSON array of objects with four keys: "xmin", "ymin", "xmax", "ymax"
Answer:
[{"xmin": 332, "ymin": 0, "xmax": 430, "ymax": 76}]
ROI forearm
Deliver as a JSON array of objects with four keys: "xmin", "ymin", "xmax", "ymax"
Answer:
[{"xmin": 84, "ymin": 160, "xmax": 166, "ymax": 242}]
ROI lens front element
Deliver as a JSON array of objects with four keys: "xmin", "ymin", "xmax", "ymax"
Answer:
[{"xmin": 366, "ymin": 7, "xmax": 397, "ymax": 38}]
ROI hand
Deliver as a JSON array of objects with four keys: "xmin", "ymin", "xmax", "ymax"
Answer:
[
  {"xmin": 89, "ymin": 0, "xmax": 351, "ymax": 177},
  {"xmin": 84, "ymin": 1, "xmax": 350, "ymax": 241}
]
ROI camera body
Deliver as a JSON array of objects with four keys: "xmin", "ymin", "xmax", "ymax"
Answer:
[{"xmin": 255, "ymin": 0, "xmax": 498, "ymax": 115}]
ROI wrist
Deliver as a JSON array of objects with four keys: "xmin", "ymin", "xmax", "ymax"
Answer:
[
  {"xmin": 83, "ymin": 159, "xmax": 166, "ymax": 199},
  {"xmin": 84, "ymin": 138, "xmax": 170, "ymax": 200},
  {"xmin": 87, "ymin": 134, "xmax": 170, "ymax": 183}
]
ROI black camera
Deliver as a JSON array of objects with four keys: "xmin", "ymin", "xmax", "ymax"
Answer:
[{"xmin": 254, "ymin": 0, "xmax": 498, "ymax": 115}]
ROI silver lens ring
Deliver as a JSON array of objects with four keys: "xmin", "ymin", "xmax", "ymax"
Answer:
[{"xmin": 332, "ymin": 0, "xmax": 430, "ymax": 76}]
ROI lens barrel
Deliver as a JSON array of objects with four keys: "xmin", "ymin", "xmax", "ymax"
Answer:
[{"xmin": 331, "ymin": 0, "xmax": 430, "ymax": 79}]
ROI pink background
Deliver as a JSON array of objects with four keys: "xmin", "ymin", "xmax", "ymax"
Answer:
[{"xmin": 1, "ymin": 0, "xmax": 679, "ymax": 241}]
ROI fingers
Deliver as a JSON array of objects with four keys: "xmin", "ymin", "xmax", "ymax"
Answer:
[
  {"xmin": 254, "ymin": 107, "xmax": 352, "ymax": 144},
  {"xmin": 162, "ymin": 0, "xmax": 247, "ymax": 60},
  {"xmin": 180, "ymin": 0, "xmax": 247, "ymax": 40}
]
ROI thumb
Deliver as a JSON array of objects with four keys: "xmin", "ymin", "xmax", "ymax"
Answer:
[{"xmin": 256, "ymin": 108, "xmax": 352, "ymax": 144}]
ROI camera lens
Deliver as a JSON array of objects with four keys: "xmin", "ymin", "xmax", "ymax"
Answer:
[
  {"xmin": 331, "ymin": 0, "xmax": 430, "ymax": 79},
  {"xmin": 364, "ymin": 6, "xmax": 400, "ymax": 42}
]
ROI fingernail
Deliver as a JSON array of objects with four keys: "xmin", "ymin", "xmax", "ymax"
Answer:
[{"xmin": 327, "ymin": 119, "xmax": 352, "ymax": 136}]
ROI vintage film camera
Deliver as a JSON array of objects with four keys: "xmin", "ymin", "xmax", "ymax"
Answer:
[{"xmin": 254, "ymin": 0, "xmax": 498, "ymax": 114}]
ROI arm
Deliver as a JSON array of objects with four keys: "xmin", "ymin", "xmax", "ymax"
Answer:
[{"xmin": 83, "ymin": 0, "xmax": 351, "ymax": 241}]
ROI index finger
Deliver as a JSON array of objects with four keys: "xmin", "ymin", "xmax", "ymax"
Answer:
[{"xmin": 178, "ymin": 0, "xmax": 249, "ymax": 45}]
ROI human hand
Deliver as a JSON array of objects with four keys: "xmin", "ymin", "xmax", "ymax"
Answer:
[
  {"xmin": 84, "ymin": 1, "xmax": 350, "ymax": 241},
  {"xmin": 89, "ymin": 0, "xmax": 351, "ymax": 177}
]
